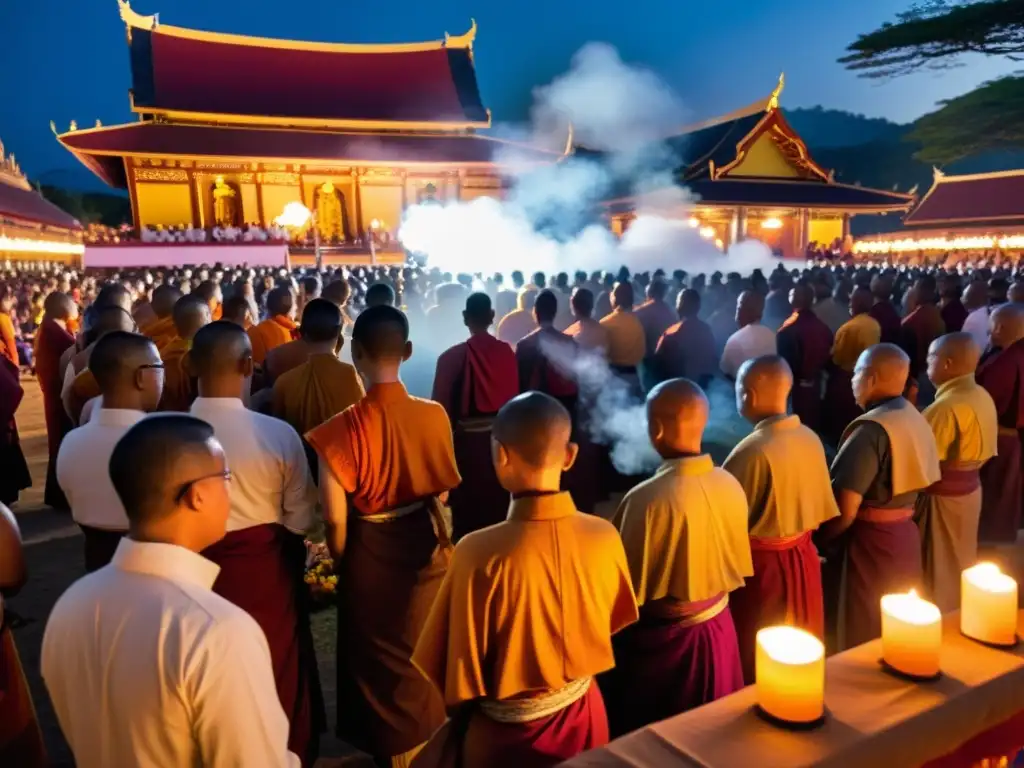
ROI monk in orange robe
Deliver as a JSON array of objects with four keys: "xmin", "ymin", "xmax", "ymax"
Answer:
[
  {"xmin": 0, "ymin": 293, "xmax": 18, "ymax": 368},
  {"xmin": 159, "ymin": 295, "xmax": 212, "ymax": 412},
  {"xmin": 821, "ymin": 344, "xmax": 941, "ymax": 649},
  {"xmin": 138, "ymin": 284, "xmax": 182, "ymax": 352},
  {"xmin": 249, "ymin": 286, "xmax": 298, "ymax": 367},
  {"xmin": 306, "ymin": 305, "xmax": 461, "ymax": 767},
  {"xmin": 0, "ymin": 502, "xmax": 47, "ymax": 767},
  {"xmin": 273, "ymin": 298, "xmax": 364, "ymax": 438},
  {"xmin": 724, "ymin": 356, "xmax": 838, "ymax": 681},
  {"xmin": 412, "ymin": 392, "xmax": 638, "ymax": 768},
  {"xmin": 431, "ymin": 293, "xmax": 518, "ymax": 539},
  {"xmin": 601, "ymin": 379, "xmax": 749, "ymax": 736},
  {"xmin": 195, "ymin": 279, "xmax": 224, "ymax": 322},
  {"xmin": 34, "ymin": 292, "xmax": 78, "ymax": 509},
  {"xmin": 221, "ymin": 295, "xmax": 254, "ymax": 329},
  {"xmin": 266, "ymin": 280, "xmax": 352, "ymax": 385},
  {"xmin": 63, "ymin": 305, "xmax": 135, "ymax": 425},
  {"xmin": 495, "ymin": 288, "xmax": 538, "ymax": 348}
]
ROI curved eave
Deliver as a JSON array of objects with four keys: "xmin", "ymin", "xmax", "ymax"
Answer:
[
  {"xmin": 119, "ymin": 1, "xmax": 477, "ymax": 52},
  {"xmin": 0, "ymin": 184, "xmax": 83, "ymax": 231},
  {"xmin": 128, "ymin": 107, "xmax": 492, "ymax": 132},
  {"xmin": 904, "ymin": 168, "xmax": 1024, "ymax": 227},
  {"xmin": 713, "ymin": 109, "xmax": 831, "ymax": 182}
]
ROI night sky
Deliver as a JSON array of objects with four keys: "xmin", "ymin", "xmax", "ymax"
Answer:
[{"xmin": 0, "ymin": 0, "xmax": 1014, "ymax": 188}]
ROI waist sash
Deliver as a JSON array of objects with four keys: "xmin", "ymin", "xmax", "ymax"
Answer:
[
  {"xmin": 750, "ymin": 531, "xmax": 810, "ymax": 552},
  {"xmin": 456, "ymin": 416, "xmax": 495, "ymax": 434},
  {"xmin": 641, "ymin": 593, "xmax": 728, "ymax": 626},
  {"xmin": 479, "ymin": 677, "xmax": 591, "ymax": 724},
  {"xmin": 998, "ymin": 426, "xmax": 1020, "ymax": 437},
  {"xmin": 927, "ymin": 466, "xmax": 981, "ymax": 497},
  {"xmin": 356, "ymin": 497, "xmax": 453, "ymax": 549},
  {"xmin": 858, "ymin": 505, "xmax": 914, "ymax": 524}
]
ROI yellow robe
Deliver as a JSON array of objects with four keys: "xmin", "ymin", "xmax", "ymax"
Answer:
[
  {"xmin": 917, "ymin": 374, "xmax": 999, "ymax": 610},
  {"xmin": 248, "ymin": 315, "xmax": 297, "ymax": 366},
  {"xmin": 723, "ymin": 414, "xmax": 839, "ymax": 538},
  {"xmin": 159, "ymin": 337, "xmax": 193, "ymax": 412},
  {"xmin": 139, "ymin": 315, "xmax": 177, "ymax": 353},
  {"xmin": 272, "ymin": 353, "xmax": 364, "ymax": 436},
  {"xmin": 599, "ymin": 309, "xmax": 646, "ymax": 367},
  {"xmin": 613, "ymin": 454, "xmax": 753, "ymax": 605},
  {"xmin": 831, "ymin": 312, "xmax": 881, "ymax": 373}
]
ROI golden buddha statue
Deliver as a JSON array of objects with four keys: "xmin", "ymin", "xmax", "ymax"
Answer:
[
  {"xmin": 213, "ymin": 175, "xmax": 238, "ymax": 227},
  {"xmin": 316, "ymin": 181, "xmax": 344, "ymax": 242}
]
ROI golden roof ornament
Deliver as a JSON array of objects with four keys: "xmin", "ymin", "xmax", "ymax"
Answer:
[
  {"xmin": 444, "ymin": 19, "xmax": 477, "ymax": 49},
  {"xmin": 96, "ymin": 119, "xmax": 103, "ymax": 128},
  {"xmin": 118, "ymin": 0, "xmax": 158, "ymax": 31},
  {"xmin": 933, "ymin": 166, "xmax": 946, "ymax": 182},
  {"xmin": 69, "ymin": 120, "xmax": 78, "ymax": 132},
  {"xmin": 767, "ymin": 73, "xmax": 785, "ymax": 111}
]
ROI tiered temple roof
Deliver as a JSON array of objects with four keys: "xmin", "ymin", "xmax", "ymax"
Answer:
[
  {"xmin": 595, "ymin": 76, "xmax": 915, "ymax": 214},
  {"xmin": 0, "ymin": 141, "xmax": 81, "ymax": 231},
  {"xmin": 903, "ymin": 168, "xmax": 1024, "ymax": 229},
  {"xmin": 58, "ymin": 2, "xmax": 562, "ymax": 189}
]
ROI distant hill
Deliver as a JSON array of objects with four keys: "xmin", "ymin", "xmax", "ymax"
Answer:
[
  {"xmin": 36, "ymin": 184, "xmax": 130, "ymax": 227},
  {"xmin": 783, "ymin": 107, "xmax": 907, "ymax": 149}
]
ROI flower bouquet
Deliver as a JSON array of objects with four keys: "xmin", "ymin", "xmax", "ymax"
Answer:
[{"xmin": 303, "ymin": 540, "xmax": 338, "ymax": 611}]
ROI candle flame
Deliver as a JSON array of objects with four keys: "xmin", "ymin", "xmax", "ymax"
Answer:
[
  {"xmin": 756, "ymin": 626, "xmax": 823, "ymax": 665},
  {"xmin": 881, "ymin": 591, "xmax": 941, "ymax": 625},
  {"xmin": 964, "ymin": 563, "xmax": 1017, "ymax": 594}
]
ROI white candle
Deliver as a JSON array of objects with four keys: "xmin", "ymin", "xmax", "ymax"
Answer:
[
  {"xmin": 961, "ymin": 563, "xmax": 1018, "ymax": 646},
  {"xmin": 756, "ymin": 626, "xmax": 825, "ymax": 724},
  {"xmin": 881, "ymin": 590, "xmax": 942, "ymax": 678}
]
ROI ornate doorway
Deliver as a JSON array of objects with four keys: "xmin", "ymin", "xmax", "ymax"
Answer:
[{"xmin": 313, "ymin": 182, "xmax": 350, "ymax": 242}]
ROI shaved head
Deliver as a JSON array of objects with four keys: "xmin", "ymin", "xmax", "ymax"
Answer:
[
  {"xmin": 96, "ymin": 283, "xmax": 132, "ymax": 312},
  {"xmin": 612, "ymin": 281, "xmax": 634, "ymax": 310},
  {"xmin": 266, "ymin": 286, "xmax": 294, "ymax": 318},
  {"xmin": 850, "ymin": 286, "xmax": 873, "ymax": 316},
  {"xmin": 352, "ymin": 305, "xmax": 410, "ymax": 361},
  {"xmin": 571, "ymin": 287, "xmax": 595, "ymax": 318},
  {"xmin": 189, "ymin": 320, "xmax": 252, "ymax": 378},
  {"xmin": 493, "ymin": 392, "xmax": 573, "ymax": 470},
  {"xmin": 990, "ymin": 302, "xmax": 1024, "ymax": 349},
  {"xmin": 365, "ymin": 282, "xmax": 396, "ymax": 308},
  {"xmin": 44, "ymin": 291, "xmax": 77, "ymax": 321},
  {"xmin": 464, "ymin": 292, "xmax": 494, "ymax": 329},
  {"xmin": 90, "ymin": 331, "xmax": 158, "ymax": 391},
  {"xmin": 962, "ymin": 281, "xmax": 988, "ymax": 312},
  {"xmin": 86, "ymin": 304, "xmax": 135, "ymax": 347},
  {"xmin": 299, "ymin": 298, "xmax": 343, "ymax": 344},
  {"xmin": 736, "ymin": 290, "xmax": 764, "ymax": 327},
  {"xmin": 322, "ymin": 279, "xmax": 351, "ymax": 307},
  {"xmin": 789, "ymin": 283, "xmax": 814, "ymax": 312},
  {"xmin": 172, "ymin": 294, "xmax": 212, "ymax": 340},
  {"xmin": 647, "ymin": 279, "xmax": 669, "ymax": 302},
  {"xmin": 646, "ymin": 378, "xmax": 708, "ymax": 456},
  {"xmin": 736, "ymin": 355, "xmax": 793, "ymax": 423},
  {"xmin": 151, "ymin": 284, "xmax": 183, "ymax": 318},
  {"xmin": 194, "ymin": 280, "xmax": 221, "ymax": 304},
  {"xmin": 870, "ymin": 275, "xmax": 892, "ymax": 302},
  {"xmin": 853, "ymin": 343, "xmax": 910, "ymax": 407},
  {"xmin": 927, "ymin": 332, "xmax": 981, "ymax": 386},
  {"xmin": 221, "ymin": 295, "xmax": 251, "ymax": 326},
  {"xmin": 1009, "ymin": 282, "xmax": 1024, "ymax": 304}
]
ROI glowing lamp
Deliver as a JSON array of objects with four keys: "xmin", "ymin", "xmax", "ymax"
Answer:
[
  {"xmin": 756, "ymin": 626, "xmax": 824, "ymax": 725},
  {"xmin": 0, "ymin": 235, "xmax": 85, "ymax": 256},
  {"xmin": 761, "ymin": 217, "xmax": 783, "ymax": 230},
  {"xmin": 881, "ymin": 590, "xmax": 941, "ymax": 678},
  {"xmin": 370, "ymin": 218, "xmax": 382, "ymax": 230},
  {"xmin": 961, "ymin": 563, "xmax": 1018, "ymax": 646},
  {"xmin": 687, "ymin": 217, "xmax": 700, "ymax": 228},
  {"xmin": 275, "ymin": 202, "xmax": 313, "ymax": 229},
  {"xmin": 699, "ymin": 226, "xmax": 716, "ymax": 240}
]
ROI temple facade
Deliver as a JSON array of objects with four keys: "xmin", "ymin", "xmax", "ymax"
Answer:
[
  {"xmin": 0, "ymin": 138, "xmax": 83, "ymax": 262},
  {"xmin": 598, "ymin": 77, "xmax": 916, "ymax": 258},
  {"xmin": 57, "ymin": 1, "xmax": 562, "ymax": 241},
  {"xmin": 854, "ymin": 168, "xmax": 1024, "ymax": 257}
]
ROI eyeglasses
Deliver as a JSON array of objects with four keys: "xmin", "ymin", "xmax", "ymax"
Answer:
[
  {"xmin": 137, "ymin": 362, "xmax": 165, "ymax": 373},
  {"xmin": 174, "ymin": 469, "xmax": 232, "ymax": 503}
]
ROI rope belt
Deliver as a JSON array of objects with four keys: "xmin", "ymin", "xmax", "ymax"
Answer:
[
  {"xmin": 359, "ymin": 501, "xmax": 425, "ymax": 523},
  {"xmin": 479, "ymin": 677, "xmax": 592, "ymax": 724},
  {"xmin": 357, "ymin": 497, "xmax": 453, "ymax": 549},
  {"xmin": 456, "ymin": 417, "xmax": 495, "ymax": 434}
]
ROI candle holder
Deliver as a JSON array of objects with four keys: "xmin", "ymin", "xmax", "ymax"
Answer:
[
  {"xmin": 753, "ymin": 704, "xmax": 828, "ymax": 731},
  {"xmin": 959, "ymin": 631, "xmax": 1020, "ymax": 651},
  {"xmin": 878, "ymin": 658, "xmax": 943, "ymax": 683}
]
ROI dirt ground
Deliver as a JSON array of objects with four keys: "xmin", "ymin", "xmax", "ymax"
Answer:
[{"xmin": 8, "ymin": 376, "xmax": 367, "ymax": 767}]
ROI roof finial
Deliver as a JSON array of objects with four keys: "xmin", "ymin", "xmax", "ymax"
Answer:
[
  {"xmin": 933, "ymin": 166, "xmax": 945, "ymax": 182},
  {"xmin": 118, "ymin": 0, "xmax": 158, "ymax": 31},
  {"xmin": 767, "ymin": 73, "xmax": 785, "ymax": 111},
  {"xmin": 445, "ymin": 19, "xmax": 477, "ymax": 49},
  {"xmin": 562, "ymin": 121, "xmax": 575, "ymax": 158}
]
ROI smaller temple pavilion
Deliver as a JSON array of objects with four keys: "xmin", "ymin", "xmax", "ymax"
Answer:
[
  {"xmin": 56, "ymin": 1, "xmax": 562, "ymax": 242},
  {"xmin": 854, "ymin": 168, "xmax": 1024, "ymax": 257},
  {"xmin": 599, "ymin": 77, "xmax": 915, "ymax": 258},
  {"xmin": 0, "ymin": 139, "xmax": 83, "ymax": 263}
]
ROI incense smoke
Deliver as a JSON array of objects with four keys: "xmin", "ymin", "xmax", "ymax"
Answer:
[{"xmin": 401, "ymin": 43, "xmax": 777, "ymax": 473}]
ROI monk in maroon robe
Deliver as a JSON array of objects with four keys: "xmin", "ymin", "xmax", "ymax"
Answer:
[
  {"xmin": 939, "ymin": 275, "xmax": 969, "ymax": 333},
  {"xmin": 976, "ymin": 304, "xmax": 1024, "ymax": 543},
  {"xmin": 33, "ymin": 293, "xmax": 78, "ymax": 510},
  {"xmin": 900, "ymin": 277, "xmax": 946, "ymax": 405},
  {"xmin": 652, "ymin": 289, "xmax": 717, "ymax": 390},
  {"xmin": 432, "ymin": 293, "xmax": 518, "ymax": 540},
  {"xmin": 869, "ymin": 275, "xmax": 902, "ymax": 345},
  {"xmin": 820, "ymin": 344, "xmax": 940, "ymax": 649},
  {"xmin": 0, "ymin": 357, "xmax": 31, "ymax": 506},
  {"xmin": 777, "ymin": 283, "xmax": 833, "ymax": 432}
]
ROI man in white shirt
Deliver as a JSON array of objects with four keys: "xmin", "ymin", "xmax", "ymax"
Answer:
[
  {"xmin": 58, "ymin": 331, "xmax": 164, "ymax": 571},
  {"xmin": 188, "ymin": 320, "xmax": 323, "ymax": 764},
  {"xmin": 721, "ymin": 291, "xmax": 777, "ymax": 380},
  {"xmin": 42, "ymin": 415, "xmax": 299, "ymax": 768}
]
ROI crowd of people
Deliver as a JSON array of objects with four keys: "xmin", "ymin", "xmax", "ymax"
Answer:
[{"xmin": 0, "ymin": 253, "xmax": 1022, "ymax": 767}]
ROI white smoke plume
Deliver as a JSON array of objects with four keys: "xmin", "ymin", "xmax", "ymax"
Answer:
[{"xmin": 399, "ymin": 42, "xmax": 780, "ymax": 473}]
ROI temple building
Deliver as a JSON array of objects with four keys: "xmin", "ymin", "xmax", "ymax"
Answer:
[
  {"xmin": 854, "ymin": 168, "xmax": 1024, "ymax": 257},
  {"xmin": 598, "ymin": 77, "xmax": 916, "ymax": 258},
  {"xmin": 0, "ymin": 139, "xmax": 83, "ymax": 262},
  {"xmin": 56, "ymin": 1, "xmax": 562, "ymax": 241}
]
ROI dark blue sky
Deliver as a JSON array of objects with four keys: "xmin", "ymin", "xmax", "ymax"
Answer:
[{"xmin": 0, "ymin": 0, "xmax": 1013, "ymax": 188}]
